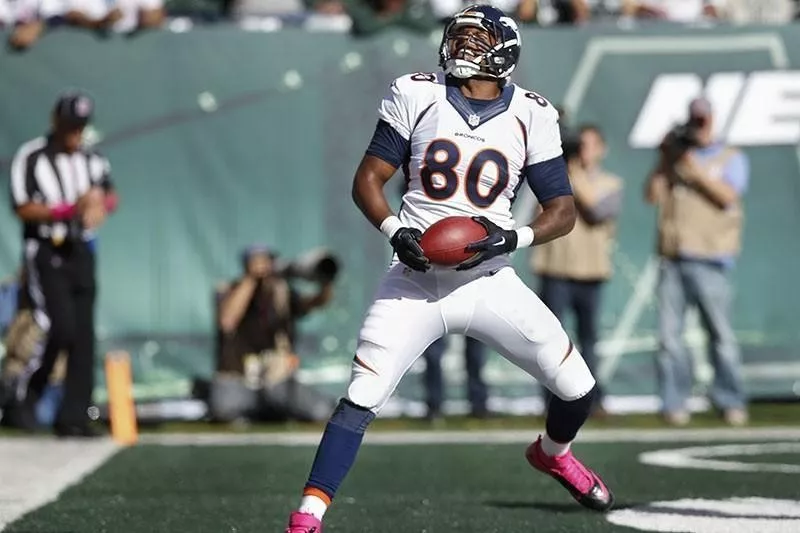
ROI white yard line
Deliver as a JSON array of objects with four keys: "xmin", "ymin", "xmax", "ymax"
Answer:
[
  {"xmin": 640, "ymin": 442, "xmax": 800, "ymax": 474},
  {"xmin": 0, "ymin": 437, "xmax": 119, "ymax": 531},
  {"xmin": 140, "ymin": 426, "xmax": 800, "ymax": 447}
]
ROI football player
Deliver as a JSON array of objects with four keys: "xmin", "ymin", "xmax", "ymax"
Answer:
[{"xmin": 285, "ymin": 5, "xmax": 613, "ymax": 532}]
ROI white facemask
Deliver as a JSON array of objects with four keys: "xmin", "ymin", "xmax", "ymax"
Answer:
[{"xmin": 444, "ymin": 58, "xmax": 482, "ymax": 79}]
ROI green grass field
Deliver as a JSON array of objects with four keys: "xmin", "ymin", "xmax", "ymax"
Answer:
[{"xmin": 3, "ymin": 414, "xmax": 800, "ymax": 533}]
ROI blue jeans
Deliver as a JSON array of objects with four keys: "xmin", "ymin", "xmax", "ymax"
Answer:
[
  {"xmin": 539, "ymin": 276, "xmax": 604, "ymax": 408},
  {"xmin": 657, "ymin": 258, "xmax": 746, "ymax": 413},
  {"xmin": 423, "ymin": 336, "xmax": 488, "ymax": 415}
]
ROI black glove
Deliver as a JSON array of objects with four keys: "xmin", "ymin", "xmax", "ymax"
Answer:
[
  {"xmin": 456, "ymin": 216, "xmax": 517, "ymax": 271},
  {"xmin": 390, "ymin": 227, "xmax": 430, "ymax": 272}
]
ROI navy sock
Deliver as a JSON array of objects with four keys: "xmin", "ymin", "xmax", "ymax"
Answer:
[
  {"xmin": 305, "ymin": 399, "xmax": 375, "ymax": 500},
  {"xmin": 545, "ymin": 385, "xmax": 596, "ymax": 443}
]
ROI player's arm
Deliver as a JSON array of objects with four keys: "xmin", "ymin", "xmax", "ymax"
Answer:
[
  {"xmin": 521, "ymin": 103, "xmax": 577, "ymax": 244},
  {"xmin": 352, "ymin": 118, "xmax": 429, "ymax": 272},
  {"xmin": 456, "ymin": 102, "xmax": 575, "ymax": 271},
  {"xmin": 524, "ymin": 157, "xmax": 577, "ymax": 245},
  {"xmin": 351, "ymin": 153, "xmax": 399, "ymax": 233},
  {"xmin": 353, "ymin": 77, "xmax": 414, "ymax": 230},
  {"xmin": 457, "ymin": 155, "xmax": 575, "ymax": 271}
]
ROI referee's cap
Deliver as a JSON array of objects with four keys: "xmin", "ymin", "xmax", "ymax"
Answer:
[{"xmin": 53, "ymin": 91, "xmax": 94, "ymax": 128}]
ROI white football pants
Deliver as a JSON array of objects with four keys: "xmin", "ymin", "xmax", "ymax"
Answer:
[{"xmin": 347, "ymin": 263, "xmax": 596, "ymax": 413}]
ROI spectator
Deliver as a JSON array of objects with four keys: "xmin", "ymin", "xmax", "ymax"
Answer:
[
  {"xmin": 0, "ymin": 0, "xmax": 11, "ymax": 27},
  {"xmin": 0, "ymin": 270, "xmax": 23, "ymax": 416},
  {"xmin": 431, "ymin": 0, "xmax": 538, "ymax": 22},
  {"xmin": 0, "ymin": 271, "xmax": 67, "ymax": 429},
  {"xmin": 421, "ymin": 336, "xmax": 490, "ymax": 422},
  {"xmin": 302, "ymin": 0, "xmax": 352, "ymax": 32},
  {"xmin": 0, "ymin": 271, "xmax": 18, "ymax": 338},
  {"xmin": 724, "ymin": 0, "xmax": 794, "ymax": 24},
  {"xmin": 533, "ymin": 124, "xmax": 622, "ymax": 417},
  {"xmin": 550, "ymin": 0, "xmax": 591, "ymax": 23},
  {"xmin": 306, "ymin": 0, "xmax": 347, "ymax": 15},
  {"xmin": 6, "ymin": 0, "xmax": 64, "ymax": 50},
  {"xmin": 63, "ymin": 0, "xmax": 165, "ymax": 35},
  {"xmin": 644, "ymin": 97, "xmax": 749, "ymax": 427},
  {"xmin": 227, "ymin": 0, "xmax": 305, "ymax": 19},
  {"xmin": 621, "ymin": 0, "xmax": 723, "ymax": 21},
  {"xmin": 211, "ymin": 245, "xmax": 336, "ymax": 423},
  {"xmin": 344, "ymin": 0, "xmax": 437, "ymax": 36}
]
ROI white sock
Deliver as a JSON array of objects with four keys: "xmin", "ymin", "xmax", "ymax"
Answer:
[
  {"xmin": 298, "ymin": 495, "xmax": 329, "ymax": 520},
  {"xmin": 541, "ymin": 434, "xmax": 571, "ymax": 457}
]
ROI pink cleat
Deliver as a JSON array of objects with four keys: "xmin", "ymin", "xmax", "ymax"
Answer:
[
  {"xmin": 285, "ymin": 512, "xmax": 322, "ymax": 533},
  {"xmin": 525, "ymin": 436, "xmax": 614, "ymax": 512}
]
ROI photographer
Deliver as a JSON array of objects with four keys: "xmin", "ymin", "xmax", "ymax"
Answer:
[
  {"xmin": 645, "ymin": 97, "xmax": 749, "ymax": 427},
  {"xmin": 533, "ymin": 124, "xmax": 623, "ymax": 417},
  {"xmin": 212, "ymin": 245, "xmax": 335, "ymax": 423}
]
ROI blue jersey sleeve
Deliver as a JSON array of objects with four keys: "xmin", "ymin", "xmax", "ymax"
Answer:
[
  {"xmin": 365, "ymin": 120, "xmax": 411, "ymax": 169},
  {"xmin": 523, "ymin": 156, "xmax": 573, "ymax": 203}
]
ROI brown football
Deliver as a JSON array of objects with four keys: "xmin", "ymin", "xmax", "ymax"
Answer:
[{"xmin": 420, "ymin": 216, "xmax": 488, "ymax": 267}]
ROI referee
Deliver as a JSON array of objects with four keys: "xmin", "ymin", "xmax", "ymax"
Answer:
[{"xmin": 8, "ymin": 91, "xmax": 119, "ymax": 437}]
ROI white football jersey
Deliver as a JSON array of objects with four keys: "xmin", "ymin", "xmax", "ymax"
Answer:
[{"xmin": 379, "ymin": 72, "xmax": 563, "ymax": 236}]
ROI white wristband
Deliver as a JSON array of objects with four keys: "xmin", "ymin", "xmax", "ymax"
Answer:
[
  {"xmin": 379, "ymin": 215, "xmax": 404, "ymax": 240},
  {"xmin": 514, "ymin": 226, "xmax": 535, "ymax": 249}
]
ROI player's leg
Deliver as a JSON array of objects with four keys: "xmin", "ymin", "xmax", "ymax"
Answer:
[
  {"xmin": 422, "ymin": 336, "xmax": 448, "ymax": 419},
  {"xmin": 287, "ymin": 267, "xmax": 444, "ymax": 532},
  {"xmin": 684, "ymin": 261, "xmax": 747, "ymax": 424},
  {"xmin": 467, "ymin": 267, "xmax": 613, "ymax": 512},
  {"xmin": 656, "ymin": 258, "xmax": 692, "ymax": 424}
]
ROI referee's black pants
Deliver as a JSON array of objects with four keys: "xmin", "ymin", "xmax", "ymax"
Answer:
[{"xmin": 24, "ymin": 239, "xmax": 96, "ymax": 429}]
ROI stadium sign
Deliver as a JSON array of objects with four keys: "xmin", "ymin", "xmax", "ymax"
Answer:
[{"xmin": 629, "ymin": 71, "xmax": 800, "ymax": 148}]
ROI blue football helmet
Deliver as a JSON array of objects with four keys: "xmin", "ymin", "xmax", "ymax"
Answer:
[{"xmin": 439, "ymin": 5, "xmax": 522, "ymax": 81}]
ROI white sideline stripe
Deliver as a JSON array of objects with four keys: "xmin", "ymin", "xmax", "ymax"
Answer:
[
  {"xmin": 140, "ymin": 427, "xmax": 800, "ymax": 447},
  {"xmin": 0, "ymin": 438, "xmax": 119, "ymax": 531}
]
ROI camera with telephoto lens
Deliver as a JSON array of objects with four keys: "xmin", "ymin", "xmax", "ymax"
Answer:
[
  {"xmin": 274, "ymin": 248, "xmax": 339, "ymax": 284},
  {"xmin": 662, "ymin": 118, "xmax": 704, "ymax": 159}
]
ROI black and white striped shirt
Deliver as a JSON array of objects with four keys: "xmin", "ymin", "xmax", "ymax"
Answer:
[{"xmin": 9, "ymin": 135, "xmax": 113, "ymax": 242}]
